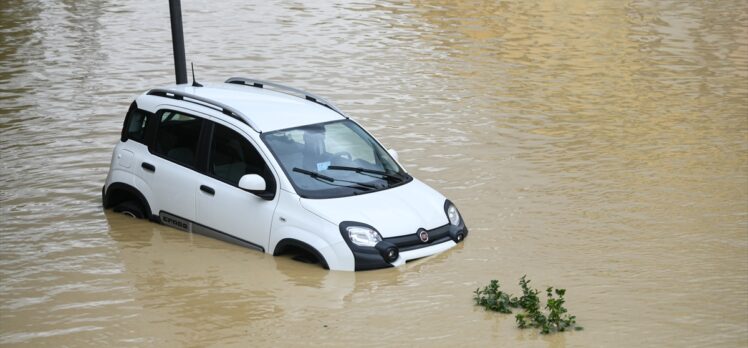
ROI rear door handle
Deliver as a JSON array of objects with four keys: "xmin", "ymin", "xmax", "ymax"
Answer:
[
  {"xmin": 200, "ymin": 185, "xmax": 215, "ymax": 195},
  {"xmin": 142, "ymin": 162, "xmax": 155, "ymax": 172}
]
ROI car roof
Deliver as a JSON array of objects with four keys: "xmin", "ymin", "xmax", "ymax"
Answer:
[{"xmin": 141, "ymin": 81, "xmax": 347, "ymax": 133}]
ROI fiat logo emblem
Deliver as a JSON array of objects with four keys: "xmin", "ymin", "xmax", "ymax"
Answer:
[{"xmin": 418, "ymin": 230, "xmax": 429, "ymax": 243}]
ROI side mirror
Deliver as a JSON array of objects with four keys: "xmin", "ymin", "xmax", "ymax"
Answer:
[
  {"xmin": 387, "ymin": 148, "xmax": 399, "ymax": 162},
  {"xmin": 239, "ymin": 174, "xmax": 266, "ymax": 192}
]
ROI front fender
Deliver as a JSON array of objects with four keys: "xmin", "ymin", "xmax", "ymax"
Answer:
[{"xmin": 269, "ymin": 225, "xmax": 354, "ymax": 271}]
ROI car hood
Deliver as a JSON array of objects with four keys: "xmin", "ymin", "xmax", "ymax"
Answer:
[{"xmin": 300, "ymin": 178, "xmax": 449, "ymax": 238}]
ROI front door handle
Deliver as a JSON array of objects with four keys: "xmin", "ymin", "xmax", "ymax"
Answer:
[
  {"xmin": 200, "ymin": 185, "xmax": 215, "ymax": 195},
  {"xmin": 142, "ymin": 162, "xmax": 155, "ymax": 172}
]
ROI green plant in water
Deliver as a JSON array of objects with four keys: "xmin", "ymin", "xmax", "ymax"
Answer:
[
  {"xmin": 515, "ymin": 275, "xmax": 543, "ymax": 330},
  {"xmin": 475, "ymin": 275, "xmax": 583, "ymax": 334},
  {"xmin": 543, "ymin": 287, "xmax": 580, "ymax": 333},
  {"xmin": 473, "ymin": 280, "xmax": 518, "ymax": 314}
]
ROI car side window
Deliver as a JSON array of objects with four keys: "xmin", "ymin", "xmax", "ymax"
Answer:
[
  {"xmin": 154, "ymin": 111, "xmax": 203, "ymax": 168},
  {"xmin": 209, "ymin": 123, "xmax": 274, "ymax": 192},
  {"xmin": 121, "ymin": 103, "xmax": 151, "ymax": 144}
]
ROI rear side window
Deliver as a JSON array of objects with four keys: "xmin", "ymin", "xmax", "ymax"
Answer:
[
  {"xmin": 121, "ymin": 103, "xmax": 151, "ymax": 144},
  {"xmin": 154, "ymin": 111, "xmax": 203, "ymax": 168}
]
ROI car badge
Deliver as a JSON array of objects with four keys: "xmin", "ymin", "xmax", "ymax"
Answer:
[{"xmin": 419, "ymin": 230, "xmax": 429, "ymax": 243}]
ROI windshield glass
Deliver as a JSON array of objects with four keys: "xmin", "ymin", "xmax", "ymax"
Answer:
[{"xmin": 262, "ymin": 120, "xmax": 410, "ymax": 199}]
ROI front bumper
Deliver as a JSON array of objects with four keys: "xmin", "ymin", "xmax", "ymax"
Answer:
[
  {"xmin": 389, "ymin": 239, "xmax": 457, "ymax": 267},
  {"xmin": 340, "ymin": 221, "xmax": 469, "ymax": 271}
]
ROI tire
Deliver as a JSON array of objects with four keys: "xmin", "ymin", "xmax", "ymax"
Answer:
[{"xmin": 113, "ymin": 200, "xmax": 145, "ymax": 219}]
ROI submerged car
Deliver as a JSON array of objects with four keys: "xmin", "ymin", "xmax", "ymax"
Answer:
[{"xmin": 102, "ymin": 77, "xmax": 467, "ymax": 271}]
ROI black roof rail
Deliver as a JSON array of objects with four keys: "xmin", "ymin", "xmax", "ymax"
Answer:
[
  {"xmin": 225, "ymin": 77, "xmax": 347, "ymax": 118},
  {"xmin": 147, "ymin": 88, "xmax": 261, "ymax": 132}
]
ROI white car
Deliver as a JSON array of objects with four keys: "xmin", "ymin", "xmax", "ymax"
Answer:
[{"xmin": 102, "ymin": 77, "xmax": 468, "ymax": 271}]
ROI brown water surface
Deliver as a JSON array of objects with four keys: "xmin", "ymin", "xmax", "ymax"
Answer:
[{"xmin": 1, "ymin": 0, "xmax": 747, "ymax": 346}]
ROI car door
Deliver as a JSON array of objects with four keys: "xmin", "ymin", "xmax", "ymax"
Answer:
[
  {"xmin": 142, "ymin": 109, "xmax": 206, "ymax": 224},
  {"xmin": 195, "ymin": 121, "xmax": 279, "ymax": 251}
]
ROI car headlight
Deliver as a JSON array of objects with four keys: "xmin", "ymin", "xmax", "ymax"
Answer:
[
  {"xmin": 447, "ymin": 204, "xmax": 461, "ymax": 226},
  {"xmin": 346, "ymin": 226, "xmax": 382, "ymax": 247}
]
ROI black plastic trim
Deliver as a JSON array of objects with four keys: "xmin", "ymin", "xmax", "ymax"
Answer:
[
  {"xmin": 103, "ymin": 182, "xmax": 156, "ymax": 222},
  {"xmin": 199, "ymin": 185, "xmax": 215, "ymax": 195},
  {"xmin": 384, "ymin": 224, "xmax": 452, "ymax": 250},
  {"xmin": 339, "ymin": 221, "xmax": 395, "ymax": 271},
  {"xmin": 247, "ymin": 190, "xmax": 275, "ymax": 201},
  {"xmin": 371, "ymin": 200, "xmax": 468, "ymax": 254},
  {"xmin": 195, "ymin": 120, "xmax": 213, "ymax": 174},
  {"xmin": 143, "ymin": 109, "xmax": 158, "ymax": 149},
  {"xmin": 375, "ymin": 240, "xmax": 399, "ymax": 263},
  {"xmin": 147, "ymin": 88, "xmax": 257, "ymax": 130},
  {"xmin": 121, "ymin": 102, "xmax": 137, "ymax": 142},
  {"xmin": 160, "ymin": 211, "xmax": 265, "ymax": 252},
  {"xmin": 141, "ymin": 162, "xmax": 155, "ymax": 172},
  {"xmin": 274, "ymin": 239, "xmax": 329, "ymax": 269},
  {"xmin": 443, "ymin": 199, "xmax": 468, "ymax": 243}
]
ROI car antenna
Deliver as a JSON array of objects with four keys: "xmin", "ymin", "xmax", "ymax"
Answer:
[{"xmin": 191, "ymin": 62, "xmax": 203, "ymax": 87}]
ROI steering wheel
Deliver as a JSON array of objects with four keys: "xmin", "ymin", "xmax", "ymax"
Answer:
[{"xmin": 333, "ymin": 151, "xmax": 353, "ymax": 161}]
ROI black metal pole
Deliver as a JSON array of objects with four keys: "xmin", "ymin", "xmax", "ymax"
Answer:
[{"xmin": 169, "ymin": 0, "xmax": 187, "ymax": 84}]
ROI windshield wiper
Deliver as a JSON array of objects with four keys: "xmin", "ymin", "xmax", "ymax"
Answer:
[
  {"xmin": 292, "ymin": 167, "xmax": 378, "ymax": 190},
  {"xmin": 327, "ymin": 165, "xmax": 406, "ymax": 182},
  {"xmin": 293, "ymin": 167, "xmax": 335, "ymax": 182}
]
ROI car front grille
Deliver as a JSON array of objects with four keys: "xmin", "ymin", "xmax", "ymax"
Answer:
[{"xmin": 383, "ymin": 224, "xmax": 452, "ymax": 252}]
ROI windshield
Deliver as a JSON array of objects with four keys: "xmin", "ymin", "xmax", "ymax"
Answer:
[{"xmin": 262, "ymin": 119, "xmax": 411, "ymax": 199}]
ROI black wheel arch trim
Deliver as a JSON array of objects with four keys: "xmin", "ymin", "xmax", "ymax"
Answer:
[
  {"xmin": 274, "ymin": 239, "xmax": 329, "ymax": 270},
  {"xmin": 104, "ymin": 182, "xmax": 158, "ymax": 222}
]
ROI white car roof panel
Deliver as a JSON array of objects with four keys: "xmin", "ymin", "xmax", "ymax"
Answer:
[{"xmin": 141, "ymin": 82, "xmax": 346, "ymax": 132}]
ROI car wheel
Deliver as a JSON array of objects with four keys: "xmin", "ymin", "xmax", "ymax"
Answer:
[{"xmin": 113, "ymin": 201, "xmax": 145, "ymax": 219}]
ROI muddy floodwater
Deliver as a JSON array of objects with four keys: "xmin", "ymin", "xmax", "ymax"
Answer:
[{"xmin": 1, "ymin": 0, "xmax": 747, "ymax": 346}]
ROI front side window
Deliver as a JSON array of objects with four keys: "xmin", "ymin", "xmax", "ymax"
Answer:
[
  {"xmin": 208, "ymin": 123, "xmax": 275, "ymax": 194},
  {"xmin": 154, "ymin": 111, "xmax": 203, "ymax": 167},
  {"xmin": 262, "ymin": 120, "xmax": 410, "ymax": 199}
]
